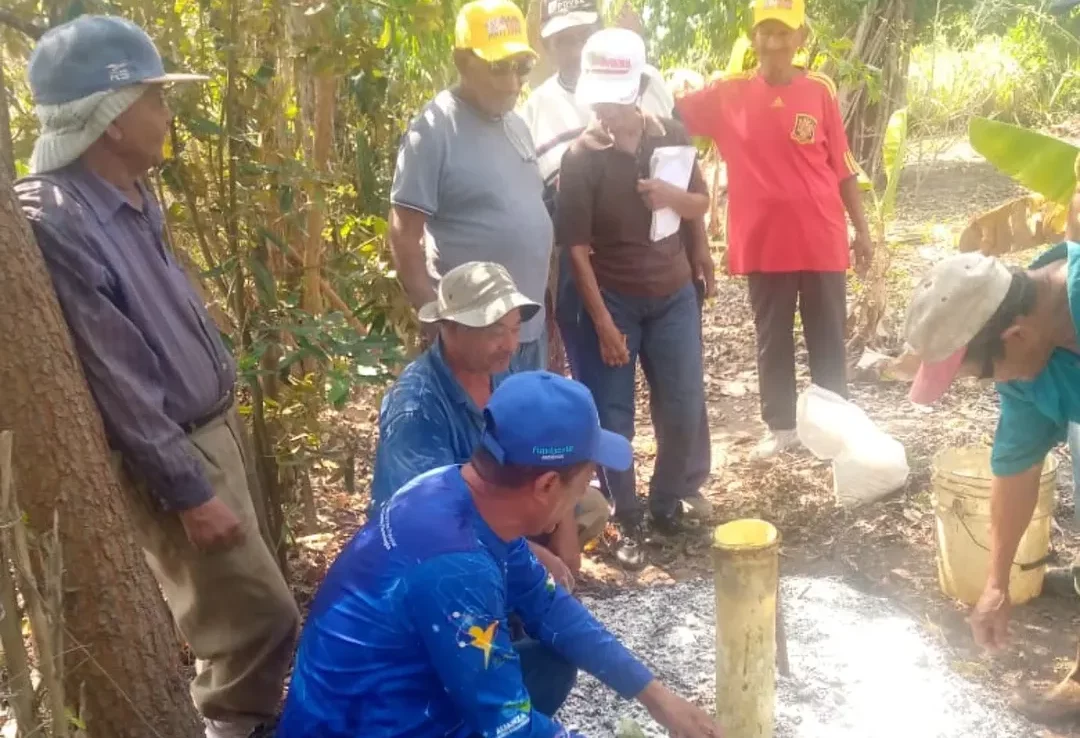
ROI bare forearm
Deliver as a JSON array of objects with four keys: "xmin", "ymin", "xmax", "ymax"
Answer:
[
  {"xmin": 839, "ymin": 176, "xmax": 871, "ymax": 236},
  {"xmin": 388, "ymin": 208, "xmax": 436, "ymax": 309},
  {"xmin": 988, "ymin": 465, "xmax": 1042, "ymax": 589},
  {"xmin": 569, "ymin": 245, "xmax": 611, "ymax": 326},
  {"xmin": 667, "ymin": 190, "xmax": 710, "ymax": 219}
]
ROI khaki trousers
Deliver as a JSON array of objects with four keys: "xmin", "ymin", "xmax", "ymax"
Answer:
[
  {"xmin": 576, "ymin": 485, "xmax": 611, "ymax": 545},
  {"xmin": 121, "ymin": 408, "xmax": 300, "ymax": 723}
]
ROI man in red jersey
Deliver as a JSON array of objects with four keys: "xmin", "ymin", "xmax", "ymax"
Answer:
[{"xmin": 676, "ymin": 0, "xmax": 872, "ymax": 459}]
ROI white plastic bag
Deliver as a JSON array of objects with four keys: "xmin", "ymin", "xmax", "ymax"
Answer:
[
  {"xmin": 796, "ymin": 385, "xmax": 910, "ymax": 507},
  {"xmin": 796, "ymin": 385, "xmax": 876, "ymax": 459}
]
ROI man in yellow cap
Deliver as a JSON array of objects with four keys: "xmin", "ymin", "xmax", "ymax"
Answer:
[
  {"xmin": 675, "ymin": 0, "xmax": 872, "ymax": 459},
  {"xmin": 389, "ymin": 0, "xmax": 554, "ymax": 371}
]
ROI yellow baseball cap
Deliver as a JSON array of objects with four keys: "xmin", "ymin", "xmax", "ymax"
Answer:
[
  {"xmin": 456, "ymin": 0, "xmax": 538, "ymax": 62},
  {"xmin": 753, "ymin": 0, "xmax": 806, "ymax": 29}
]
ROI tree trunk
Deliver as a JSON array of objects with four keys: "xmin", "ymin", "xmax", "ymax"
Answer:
[
  {"xmin": 0, "ymin": 169, "xmax": 202, "ymax": 736},
  {"xmin": 303, "ymin": 72, "xmax": 335, "ymax": 319}
]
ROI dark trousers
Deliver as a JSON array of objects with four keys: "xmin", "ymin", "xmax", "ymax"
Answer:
[
  {"xmin": 465, "ymin": 639, "xmax": 576, "ymax": 736},
  {"xmin": 575, "ymin": 282, "xmax": 710, "ymax": 523},
  {"xmin": 747, "ymin": 271, "xmax": 848, "ymax": 431}
]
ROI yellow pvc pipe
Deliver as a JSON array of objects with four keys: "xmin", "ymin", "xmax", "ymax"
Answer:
[{"xmin": 713, "ymin": 519, "xmax": 780, "ymax": 738}]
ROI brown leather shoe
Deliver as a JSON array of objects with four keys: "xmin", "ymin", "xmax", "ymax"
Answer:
[{"xmin": 1011, "ymin": 677, "xmax": 1080, "ymax": 724}]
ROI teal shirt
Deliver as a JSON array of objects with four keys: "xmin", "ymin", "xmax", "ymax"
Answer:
[{"xmin": 991, "ymin": 242, "xmax": 1080, "ymax": 476}]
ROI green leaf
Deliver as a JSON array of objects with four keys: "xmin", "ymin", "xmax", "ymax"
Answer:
[
  {"xmin": 726, "ymin": 34, "xmax": 752, "ymax": 75},
  {"xmin": 969, "ymin": 117, "xmax": 1080, "ymax": 205},
  {"xmin": 880, "ymin": 107, "xmax": 909, "ymax": 220},
  {"xmin": 616, "ymin": 718, "xmax": 647, "ymax": 738},
  {"xmin": 248, "ymin": 256, "xmax": 277, "ymax": 305},
  {"xmin": 377, "ymin": 17, "xmax": 393, "ymax": 50}
]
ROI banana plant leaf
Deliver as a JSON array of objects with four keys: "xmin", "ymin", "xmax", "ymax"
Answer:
[
  {"xmin": 969, "ymin": 117, "xmax": 1080, "ymax": 205},
  {"xmin": 880, "ymin": 107, "xmax": 909, "ymax": 220}
]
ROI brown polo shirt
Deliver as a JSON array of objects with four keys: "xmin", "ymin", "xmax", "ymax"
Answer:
[{"xmin": 555, "ymin": 115, "xmax": 707, "ymax": 298}]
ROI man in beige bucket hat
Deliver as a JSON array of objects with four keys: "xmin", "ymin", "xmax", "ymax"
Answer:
[
  {"xmin": 904, "ymin": 239, "xmax": 1080, "ymax": 723},
  {"xmin": 371, "ymin": 261, "xmax": 609, "ymax": 587}
]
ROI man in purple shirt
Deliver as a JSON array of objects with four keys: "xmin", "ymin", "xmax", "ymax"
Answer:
[{"xmin": 14, "ymin": 15, "xmax": 298, "ymax": 738}]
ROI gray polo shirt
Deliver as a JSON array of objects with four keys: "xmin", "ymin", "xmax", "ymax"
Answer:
[{"xmin": 391, "ymin": 89, "xmax": 553, "ymax": 343}]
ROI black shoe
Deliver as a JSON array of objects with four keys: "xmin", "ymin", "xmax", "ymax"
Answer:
[
  {"xmin": 650, "ymin": 506, "xmax": 689, "ymax": 536},
  {"xmin": 613, "ymin": 519, "xmax": 647, "ymax": 571}
]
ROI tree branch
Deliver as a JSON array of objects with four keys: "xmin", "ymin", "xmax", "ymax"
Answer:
[{"xmin": 0, "ymin": 10, "xmax": 45, "ymax": 41}]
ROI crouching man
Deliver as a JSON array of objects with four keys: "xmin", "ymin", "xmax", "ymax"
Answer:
[
  {"xmin": 905, "ymin": 243, "xmax": 1080, "ymax": 723},
  {"xmin": 371, "ymin": 262, "xmax": 609, "ymax": 586},
  {"xmin": 277, "ymin": 371, "xmax": 724, "ymax": 737}
]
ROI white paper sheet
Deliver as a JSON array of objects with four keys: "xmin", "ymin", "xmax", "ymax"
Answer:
[{"xmin": 649, "ymin": 145, "xmax": 697, "ymax": 242}]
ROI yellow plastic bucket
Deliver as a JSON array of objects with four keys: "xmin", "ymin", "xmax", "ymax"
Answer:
[
  {"xmin": 932, "ymin": 446, "xmax": 1057, "ymax": 606},
  {"xmin": 713, "ymin": 519, "xmax": 779, "ymax": 738}
]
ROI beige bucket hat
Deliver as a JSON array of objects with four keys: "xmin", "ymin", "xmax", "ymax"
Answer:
[{"xmin": 418, "ymin": 261, "xmax": 541, "ymax": 327}]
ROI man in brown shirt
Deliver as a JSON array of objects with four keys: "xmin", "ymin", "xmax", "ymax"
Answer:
[{"xmin": 556, "ymin": 27, "xmax": 712, "ymax": 569}]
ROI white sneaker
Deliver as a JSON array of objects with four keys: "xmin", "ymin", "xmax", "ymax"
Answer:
[
  {"xmin": 205, "ymin": 718, "xmax": 262, "ymax": 738},
  {"xmin": 751, "ymin": 429, "xmax": 800, "ymax": 460}
]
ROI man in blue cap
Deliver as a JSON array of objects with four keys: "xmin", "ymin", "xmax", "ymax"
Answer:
[
  {"xmin": 14, "ymin": 15, "xmax": 298, "ymax": 738},
  {"xmin": 277, "ymin": 371, "xmax": 724, "ymax": 738}
]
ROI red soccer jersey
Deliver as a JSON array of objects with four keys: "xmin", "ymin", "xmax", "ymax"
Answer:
[{"xmin": 676, "ymin": 71, "xmax": 859, "ymax": 275}]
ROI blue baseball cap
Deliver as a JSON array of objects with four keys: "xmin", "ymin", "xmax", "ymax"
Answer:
[
  {"xmin": 480, "ymin": 371, "xmax": 632, "ymax": 472},
  {"xmin": 28, "ymin": 15, "xmax": 208, "ymax": 106}
]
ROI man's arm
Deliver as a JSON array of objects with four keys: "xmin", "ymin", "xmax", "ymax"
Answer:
[
  {"xmin": 370, "ymin": 407, "xmax": 457, "ymax": 510},
  {"xmin": 504, "ymin": 541, "xmax": 724, "ymax": 736},
  {"xmin": 987, "ymin": 465, "xmax": 1043, "ymax": 592},
  {"xmin": 820, "ymin": 76, "xmax": 872, "ymax": 276},
  {"xmin": 555, "ymin": 146, "xmax": 629, "ymax": 367},
  {"xmin": 674, "ymin": 81, "xmax": 723, "ymax": 141},
  {"xmin": 389, "ymin": 112, "xmax": 445, "ymax": 311},
  {"xmin": 839, "ymin": 176, "xmax": 873, "ymax": 276},
  {"xmin": 505, "ymin": 538, "xmax": 653, "ymax": 698},
  {"xmin": 30, "ymin": 221, "xmax": 214, "ymax": 513},
  {"xmin": 405, "ymin": 552, "xmax": 583, "ymax": 737},
  {"xmin": 971, "ymin": 390, "xmax": 1064, "ymax": 649},
  {"xmin": 388, "ymin": 206, "xmax": 437, "ymax": 311}
]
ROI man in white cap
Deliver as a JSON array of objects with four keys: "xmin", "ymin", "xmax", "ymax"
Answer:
[
  {"xmin": 905, "ymin": 243, "xmax": 1080, "ymax": 723},
  {"xmin": 371, "ymin": 262, "xmax": 609, "ymax": 585},
  {"xmin": 15, "ymin": 15, "xmax": 298, "ymax": 738},
  {"xmin": 557, "ymin": 28, "xmax": 712, "ymax": 569}
]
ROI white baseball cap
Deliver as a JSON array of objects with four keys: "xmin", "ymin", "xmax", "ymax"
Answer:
[
  {"xmin": 540, "ymin": 0, "xmax": 600, "ymax": 39},
  {"xmin": 904, "ymin": 252, "xmax": 1013, "ymax": 404},
  {"xmin": 575, "ymin": 28, "xmax": 647, "ymax": 107},
  {"xmin": 418, "ymin": 261, "xmax": 540, "ymax": 328}
]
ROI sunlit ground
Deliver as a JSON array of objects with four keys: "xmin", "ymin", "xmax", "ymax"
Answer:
[{"xmin": 561, "ymin": 577, "xmax": 1034, "ymax": 737}]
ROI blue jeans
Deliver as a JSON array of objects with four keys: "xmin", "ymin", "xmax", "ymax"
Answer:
[
  {"xmin": 511, "ymin": 324, "xmax": 548, "ymax": 373},
  {"xmin": 575, "ymin": 282, "xmax": 710, "ymax": 522},
  {"xmin": 465, "ymin": 639, "xmax": 576, "ymax": 736}
]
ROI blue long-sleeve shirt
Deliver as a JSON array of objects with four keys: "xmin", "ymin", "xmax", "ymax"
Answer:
[
  {"xmin": 15, "ymin": 164, "xmax": 235, "ymax": 511},
  {"xmin": 370, "ymin": 339, "xmax": 506, "ymax": 511},
  {"xmin": 278, "ymin": 465, "xmax": 654, "ymax": 738}
]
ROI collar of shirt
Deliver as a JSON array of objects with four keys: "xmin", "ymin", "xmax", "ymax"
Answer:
[
  {"xmin": 61, "ymin": 163, "xmax": 161, "ymax": 230},
  {"xmin": 580, "ymin": 112, "xmax": 668, "ymax": 152}
]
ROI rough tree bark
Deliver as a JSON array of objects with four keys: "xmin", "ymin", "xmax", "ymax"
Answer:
[{"xmin": 0, "ymin": 167, "xmax": 202, "ymax": 735}]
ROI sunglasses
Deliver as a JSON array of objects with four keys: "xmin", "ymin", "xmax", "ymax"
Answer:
[{"xmin": 476, "ymin": 53, "xmax": 536, "ymax": 78}]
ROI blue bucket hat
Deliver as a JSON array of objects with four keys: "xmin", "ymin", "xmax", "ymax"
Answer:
[
  {"xmin": 480, "ymin": 371, "xmax": 632, "ymax": 472},
  {"xmin": 29, "ymin": 15, "xmax": 207, "ymax": 106}
]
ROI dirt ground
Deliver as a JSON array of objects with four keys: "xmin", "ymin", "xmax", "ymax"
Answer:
[{"xmin": 292, "ymin": 133, "xmax": 1080, "ymax": 736}]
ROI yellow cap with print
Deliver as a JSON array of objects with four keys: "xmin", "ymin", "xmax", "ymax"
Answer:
[
  {"xmin": 456, "ymin": 0, "xmax": 538, "ymax": 62},
  {"xmin": 753, "ymin": 0, "xmax": 806, "ymax": 29}
]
